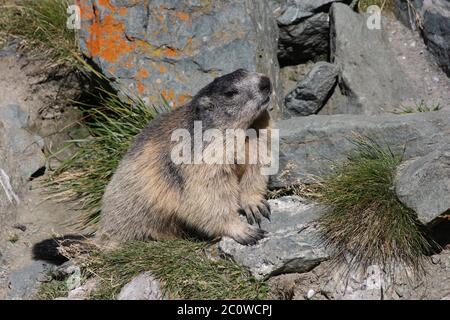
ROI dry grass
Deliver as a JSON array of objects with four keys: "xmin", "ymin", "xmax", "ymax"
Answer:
[
  {"xmin": 0, "ymin": 0, "xmax": 77, "ymax": 66},
  {"xmin": 73, "ymin": 240, "xmax": 268, "ymax": 300},
  {"xmin": 357, "ymin": 0, "xmax": 394, "ymax": 12}
]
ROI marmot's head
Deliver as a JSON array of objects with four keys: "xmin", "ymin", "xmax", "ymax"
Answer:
[{"xmin": 192, "ymin": 69, "xmax": 272, "ymax": 129}]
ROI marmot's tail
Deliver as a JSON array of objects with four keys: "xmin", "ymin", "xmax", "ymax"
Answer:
[{"xmin": 32, "ymin": 234, "xmax": 95, "ymax": 264}]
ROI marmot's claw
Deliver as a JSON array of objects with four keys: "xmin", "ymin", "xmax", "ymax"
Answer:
[
  {"xmin": 258, "ymin": 203, "xmax": 271, "ymax": 221},
  {"xmin": 240, "ymin": 206, "xmax": 262, "ymax": 227},
  {"xmin": 233, "ymin": 225, "xmax": 267, "ymax": 246},
  {"xmin": 240, "ymin": 200, "xmax": 271, "ymax": 226}
]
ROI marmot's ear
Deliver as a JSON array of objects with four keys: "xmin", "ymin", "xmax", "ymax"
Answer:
[{"xmin": 198, "ymin": 96, "xmax": 215, "ymax": 111}]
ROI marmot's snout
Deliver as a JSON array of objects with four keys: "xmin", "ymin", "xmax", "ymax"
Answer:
[{"xmin": 258, "ymin": 76, "xmax": 272, "ymax": 95}]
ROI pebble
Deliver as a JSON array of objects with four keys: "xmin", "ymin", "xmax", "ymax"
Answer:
[{"xmin": 306, "ymin": 289, "xmax": 316, "ymax": 299}]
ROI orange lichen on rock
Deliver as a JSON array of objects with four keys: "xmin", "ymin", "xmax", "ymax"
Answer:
[
  {"xmin": 118, "ymin": 7, "xmax": 128, "ymax": 16},
  {"xmin": 174, "ymin": 11, "xmax": 190, "ymax": 22},
  {"xmin": 98, "ymin": 0, "xmax": 114, "ymax": 11},
  {"xmin": 135, "ymin": 68, "xmax": 150, "ymax": 94},
  {"xmin": 159, "ymin": 64, "xmax": 168, "ymax": 74},
  {"xmin": 136, "ymin": 69, "xmax": 150, "ymax": 79},
  {"xmin": 76, "ymin": 0, "xmax": 94, "ymax": 21},
  {"xmin": 85, "ymin": 3, "xmax": 135, "ymax": 63},
  {"xmin": 177, "ymin": 94, "xmax": 191, "ymax": 105},
  {"xmin": 164, "ymin": 47, "xmax": 180, "ymax": 58},
  {"xmin": 161, "ymin": 88, "xmax": 176, "ymax": 106}
]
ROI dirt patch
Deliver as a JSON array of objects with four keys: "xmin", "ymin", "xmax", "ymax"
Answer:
[{"xmin": 0, "ymin": 43, "xmax": 84, "ymax": 299}]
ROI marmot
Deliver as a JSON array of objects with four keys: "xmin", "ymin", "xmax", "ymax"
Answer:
[{"xmin": 98, "ymin": 69, "xmax": 273, "ymax": 245}]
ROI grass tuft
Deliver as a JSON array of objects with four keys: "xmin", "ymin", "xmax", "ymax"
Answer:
[
  {"xmin": 79, "ymin": 240, "xmax": 268, "ymax": 300},
  {"xmin": 0, "ymin": 0, "xmax": 77, "ymax": 66},
  {"xmin": 396, "ymin": 100, "xmax": 441, "ymax": 114},
  {"xmin": 318, "ymin": 134, "xmax": 438, "ymax": 275},
  {"xmin": 36, "ymin": 279, "xmax": 69, "ymax": 300}
]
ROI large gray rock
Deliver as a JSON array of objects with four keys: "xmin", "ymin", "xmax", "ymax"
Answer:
[
  {"xmin": 270, "ymin": 111, "xmax": 450, "ymax": 188},
  {"xmin": 394, "ymin": 0, "xmax": 450, "ymax": 76},
  {"xmin": 117, "ymin": 272, "xmax": 163, "ymax": 300},
  {"xmin": 320, "ymin": 3, "xmax": 415, "ymax": 115},
  {"xmin": 78, "ymin": 0, "xmax": 282, "ymax": 116},
  {"xmin": 219, "ymin": 196, "xmax": 330, "ymax": 279},
  {"xmin": 277, "ymin": 1, "xmax": 352, "ymax": 66},
  {"xmin": 284, "ymin": 62, "xmax": 338, "ymax": 116},
  {"xmin": 395, "ymin": 147, "xmax": 450, "ymax": 225},
  {"xmin": 278, "ymin": 12, "xmax": 330, "ymax": 66}
]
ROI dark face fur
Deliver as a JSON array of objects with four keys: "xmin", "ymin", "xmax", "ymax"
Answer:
[{"xmin": 192, "ymin": 69, "xmax": 272, "ymax": 129}]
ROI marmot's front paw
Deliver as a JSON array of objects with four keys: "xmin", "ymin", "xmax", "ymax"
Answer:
[
  {"xmin": 232, "ymin": 225, "xmax": 268, "ymax": 246},
  {"xmin": 239, "ymin": 199, "xmax": 271, "ymax": 227}
]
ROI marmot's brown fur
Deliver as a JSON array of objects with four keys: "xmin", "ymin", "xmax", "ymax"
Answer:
[{"xmin": 98, "ymin": 69, "xmax": 273, "ymax": 245}]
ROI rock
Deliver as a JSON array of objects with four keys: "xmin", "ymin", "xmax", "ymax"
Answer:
[
  {"xmin": 306, "ymin": 289, "xmax": 316, "ymax": 299},
  {"xmin": 0, "ymin": 104, "xmax": 46, "ymax": 230},
  {"xmin": 393, "ymin": 0, "xmax": 423, "ymax": 28},
  {"xmin": 219, "ymin": 196, "xmax": 330, "ymax": 279},
  {"xmin": 277, "ymin": 0, "xmax": 350, "ymax": 25},
  {"xmin": 270, "ymin": 111, "xmax": 450, "ymax": 188},
  {"xmin": 277, "ymin": 1, "xmax": 352, "ymax": 66},
  {"xmin": 78, "ymin": 0, "xmax": 282, "ymax": 116},
  {"xmin": 284, "ymin": 62, "xmax": 338, "ymax": 116},
  {"xmin": 6, "ymin": 261, "xmax": 51, "ymax": 299},
  {"xmin": 67, "ymin": 278, "xmax": 98, "ymax": 300},
  {"xmin": 395, "ymin": 146, "xmax": 450, "ymax": 224},
  {"xmin": 117, "ymin": 272, "xmax": 164, "ymax": 300},
  {"xmin": 0, "ymin": 104, "xmax": 45, "ymax": 183},
  {"xmin": 394, "ymin": 0, "xmax": 450, "ymax": 76},
  {"xmin": 12, "ymin": 224, "xmax": 26, "ymax": 232},
  {"xmin": 320, "ymin": 3, "xmax": 414, "ymax": 115},
  {"xmin": 289, "ymin": 249, "xmax": 450, "ymax": 300},
  {"xmin": 278, "ymin": 12, "xmax": 330, "ymax": 66}
]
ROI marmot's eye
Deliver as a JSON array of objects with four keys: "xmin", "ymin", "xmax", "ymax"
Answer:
[{"xmin": 224, "ymin": 89, "xmax": 238, "ymax": 98}]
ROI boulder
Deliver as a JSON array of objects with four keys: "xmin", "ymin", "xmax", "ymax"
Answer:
[
  {"xmin": 270, "ymin": 111, "xmax": 450, "ymax": 188},
  {"xmin": 117, "ymin": 272, "xmax": 164, "ymax": 300},
  {"xmin": 77, "ymin": 0, "xmax": 282, "ymax": 116},
  {"xmin": 395, "ymin": 146, "xmax": 450, "ymax": 225},
  {"xmin": 278, "ymin": 12, "xmax": 330, "ymax": 66},
  {"xmin": 320, "ymin": 3, "xmax": 415, "ymax": 115},
  {"xmin": 277, "ymin": 1, "xmax": 352, "ymax": 66},
  {"xmin": 394, "ymin": 0, "xmax": 450, "ymax": 76},
  {"xmin": 284, "ymin": 62, "xmax": 338, "ymax": 116},
  {"xmin": 219, "ymin": 196, "xmax": 330, "ymax": 279}
]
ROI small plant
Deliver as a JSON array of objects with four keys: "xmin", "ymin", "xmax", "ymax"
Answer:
[
  {"xmin": 8, "ymin": 233, "xmax": 19, "ymax": 243},
  {"xmin": 36, "ymin": 279, "xmax": 68, "ymax": 300},
  {"xmin": 0, "ymin": 0, "xmax": 77, "ymax": 66},
  {"xmin": 397, "ymin": 100, "xmax": 441, "ymax": 114},
  {"xmin": 318, "ymin": 135, "xmax": 438, "ymax": 275},
  {"xmin": 357, "ymin": 0, "xmax": 393, "ymax": 12},
  {"xmin": 79, "ymin": 240, "xmax": 268, "ymax": 300}
]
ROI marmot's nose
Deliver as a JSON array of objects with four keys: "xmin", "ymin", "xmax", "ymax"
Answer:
[{"xmin": 258, "ymin": 76, "xmax": 272, "ymax": 94}]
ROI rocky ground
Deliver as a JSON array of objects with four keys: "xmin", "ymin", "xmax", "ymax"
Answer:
[
  {"xmin": 0, "ymin": 0, "xmax": 449, "ymax": 300},
  {"xmin": 0, "ymin": 43, "xmax": 82, "ymax": 299}
]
